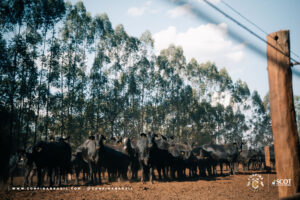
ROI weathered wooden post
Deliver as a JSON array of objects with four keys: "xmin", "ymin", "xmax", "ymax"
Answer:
[{"xmin": 267, "ymin": 30, "xmax": 300, "ymax": 198}]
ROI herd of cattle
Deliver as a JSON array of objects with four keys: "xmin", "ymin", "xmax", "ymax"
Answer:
[{"xmin": 7, "ymin": 132, "xmax": 275, "ymax": 187}]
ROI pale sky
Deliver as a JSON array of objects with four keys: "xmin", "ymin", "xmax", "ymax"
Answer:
[{"xmin": 69, "ymin": 0, "xmax": 300, "ymax": 97}]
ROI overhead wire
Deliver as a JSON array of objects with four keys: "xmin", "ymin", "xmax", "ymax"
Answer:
[
  {"xmin": 202, "ymin": 0, "xmax": 299, "ymax": 64},
  {"xmin": 162, "ymin": 0, "xmax": 300, "ymax": 77},
  {"xmin": 220, "ymin": 0, "xmax": 300, "ymax": 62}
]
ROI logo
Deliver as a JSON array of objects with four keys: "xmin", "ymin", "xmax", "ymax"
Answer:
[
  {"xmin": 247, "ymin": 174, "xmax": 264, "ymax": 191},
  {"xmin": 272, "ymin": 179, "xmax": 292, "ymax": 187}
]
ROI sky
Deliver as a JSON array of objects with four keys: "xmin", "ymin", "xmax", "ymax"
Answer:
[{"xmin": 69, "ymin": 0, "xmax": 300, "ymax": 97}]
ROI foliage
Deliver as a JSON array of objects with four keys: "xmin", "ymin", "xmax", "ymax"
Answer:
[{"xmin": 0, "ymin": 1, "xmax": 275, "ymax": 149}]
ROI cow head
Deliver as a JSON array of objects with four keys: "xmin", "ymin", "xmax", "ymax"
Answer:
[
  {"xmin": 33, "ymin": 141, "xmax": 46, "ymax": 154},
  {"xmin": 147, "ymin": 132, "xmax": 158, "ymax": 149},
  {"xmin": 233, "ymin": 141, "xmax": 245, "ymax": 153}
]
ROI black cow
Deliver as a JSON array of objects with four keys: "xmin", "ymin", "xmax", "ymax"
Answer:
[
  {"xmin": 237, "ymin": 149, "xmax": 258, "ymax": 170},
  {"xmin": 97, "ymin": 135, "xmax": 130, "ymax": 182},
  {"xmin": 71, "ymin": 151, "xmax": 90, "ymax": 185},
  {"xmin": 168, "ymin": 143, "xmax": 193, "ymax": 180},
  {"xmin": 136, "ymin": 133, "xmax": 172, "ymax": 183},
  {"xmin": 122, "ymin": 137, "xmax": 140, "ymax": 180},
  {"xmin": 8, "ymin": 151, "xmax": 23, "ymax": 186},
  {"xmin": 202, "ymin": 142, "xmax": 244, "ymax": 175},
  {"xmin": 192, "ymin": 146, "xmax": 214, "ymax": 176},
  {"xmin": 32, "ymin": 138, "xmax": 72, "ymax": 186},
  {"xmin": 23, "ymin": 146, "xmax": 37, "ymax": 187}
]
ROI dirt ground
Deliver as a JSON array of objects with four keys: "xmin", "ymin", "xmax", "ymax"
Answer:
[{"xmin": 0, "ymin": 170, "xmax": 279, "ymax": 200}]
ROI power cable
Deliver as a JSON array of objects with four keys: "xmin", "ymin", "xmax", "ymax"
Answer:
[
  {"xmin": 202, "ymin": 0, "xmax": 299, "ymax": 64},
  {"xmin": 221, "ymin": 0, "xmax": 300, "ymax": 62},
  {"xmin": 162, "ymin": 0, "xmax": 300, "ymax": 77}
]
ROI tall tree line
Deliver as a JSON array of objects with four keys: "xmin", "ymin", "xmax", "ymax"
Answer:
[{"xmin": 1, "ymin": 0, "xmax": 279, "ymax": 150}]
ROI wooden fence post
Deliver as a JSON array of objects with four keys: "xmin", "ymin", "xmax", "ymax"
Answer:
[{"xmin": 267, "ymin": 30, "xmax": 300, "ymax": 198}]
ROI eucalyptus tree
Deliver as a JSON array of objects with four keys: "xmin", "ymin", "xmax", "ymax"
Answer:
[
  {"xmin": 0, "ymin": 0, "xmax": 54, "ymax": 146},
  {"xmin": 245, "ymin": 91, "xmax": 273, "ymax": 147},
  {"xmin": 135, "ymin": 30, "xmax": 155, "ymax": 133},
  {"xmin": 60, "ymin": 1, "xmax": 91, "ymax": 139},
  {"xmin": 100, "ymin": 24, "xmax": 142, "ymax": 136},
  {"xmin": 88, "ymin": 13, "xmax": 112, "ymax": 132},
  {"xmin": 156, "ymin": 45, "xmax": 186, "ymax": 136},
  {"xmin": 0, "ymin": 0, "xmax": 27, "ymax": 147}
]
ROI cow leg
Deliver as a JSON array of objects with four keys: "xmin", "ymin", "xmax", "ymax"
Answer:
[
  {"xmin": 57, "ymin": 168, "xmax": 62, "ymax": 186},
  {"xmin": 75, "ymin": 168, "xmax": 80, "ymax": 185},
  {"xmin": 10, "ymin": 174, "xmax": 13, "ymax": 186},
  {"xmin": 170, "ymin": 166, "xmax": 175, "ymax": 180},
  {"xmin": 207, "ymin": 164, "xmax": 211, "ymax": 176},
  {"xmin": 220, "ymin": 162, "xmax": 223, "ymax": 175},
  {"xmin": 101, "ymin": 167, "xmax": 105, "ymax": 180},
  {"xmin": 130, "ymin": 165, "xmax": 135, "ymax": 181},
  {"xmin": 92, "ymin": 166, "xmax": 96, "ymax": 183},
  {"xmin": 157, "ymin": 166, "xmax": 162, "ymax": 180},
  {"xmin": 141, "ymin": 166, "xmax": 145, "ymax": 183},
  {"xmin": 23, "ymin": 167, "xmax": 30, "ymax": 187},
  {"xmin": 124, "ymin": 168, "xmax": 128, "ymax": 180},
  {"xmin": 82, "ymin": 171, "xmax": 86, "ymax": 181},
  {"xmin": 162, "ymin": 166, "xmax": 168, "ymax": 180},
  {"xmin": 37, "ymin": 168, "xmax": 42, "ymax": 187},
  {"xmin": 134, "ymin": 164, "xmax": 139, "ymax": 180},
  {"xmin": 149, "ymin": 167, "xmax": 153, "ymax": 183},
  {"xmin": 98, "ymin": 167, "xmax": 102, "ymax": 184},
  {"xmin": 48, "ymin": 168, "xmax": 54, "ymax": 186},
  {"xmin": 189, "ymin": 166, "xmax": 192, "ymax": 177},
  {"xmin": 107, "ymin": 169, "xmax": 111, "ymax": 183},
  {"xmin": 230, "ymin": 162, "xmax": 234, "ymax": 175},
  {"xmin": 29, "ymin": 169, "xmax": 35, "ymax": 186},
  {"xmin": 88, "ymin": 161, "xmax": 93, "ymax": 185}
]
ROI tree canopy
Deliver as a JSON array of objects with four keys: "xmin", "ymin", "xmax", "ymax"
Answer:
[{"xmin": 0, "ymin": 0, "xmax": 286, "ymax": 150}]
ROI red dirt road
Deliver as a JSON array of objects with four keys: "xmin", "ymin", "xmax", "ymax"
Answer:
[{"xmin": 0, "ymin": 171, "xmax": 278, "ymax": 200}]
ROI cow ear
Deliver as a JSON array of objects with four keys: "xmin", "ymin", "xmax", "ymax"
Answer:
[{"xmin": 140, "ymin": 133, "xmax": 147, "ymax": 138}]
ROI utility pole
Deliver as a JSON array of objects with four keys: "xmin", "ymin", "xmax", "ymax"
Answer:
[{"xmin": 267, "ymin": 30, "xmax": 300, "ymax": 198}]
